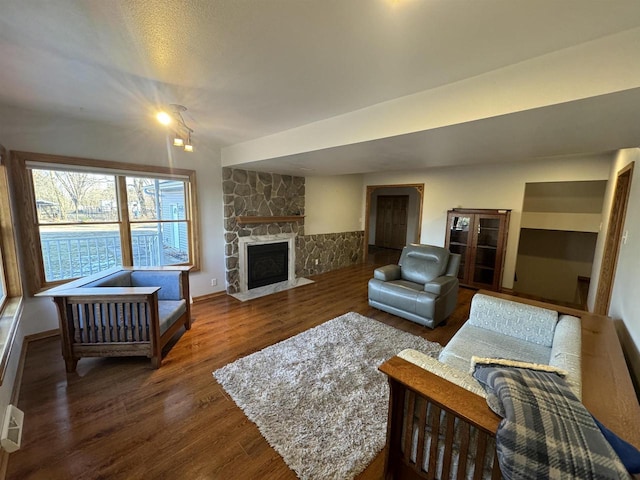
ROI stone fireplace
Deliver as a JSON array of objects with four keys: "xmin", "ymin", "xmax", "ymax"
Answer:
[
  {"xmin": 223, "ymin": 168, "xmax": 305, "ymax": 295},
  {"xmin": 223, "ymin": 167, "xmax": 365, "ymax": 298}
]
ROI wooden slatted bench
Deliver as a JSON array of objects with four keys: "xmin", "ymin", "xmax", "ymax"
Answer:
[{"xmin": 37, "ymin": 265, "xmax": 192, "ymax": 372}]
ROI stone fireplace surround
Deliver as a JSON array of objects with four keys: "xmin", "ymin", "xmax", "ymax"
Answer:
[
  {"xmin": 238, "ymin": 233, "xmax": 296, "ymax": 293},
  {"xmin": 231, "ymin": 232, "xmax": 314, "ymax": 301},
  {"xmin": 223, "ymin": 167, "xmax": 364, "ymax": 295}
]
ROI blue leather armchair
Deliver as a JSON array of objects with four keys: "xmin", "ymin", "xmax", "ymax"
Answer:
[{"xmin": 368, "ymin": 244, "xmax": 461, "ymax": 328}]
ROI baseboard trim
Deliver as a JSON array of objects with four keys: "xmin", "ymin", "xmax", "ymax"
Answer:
[{"xmin": 193, "ymin": 291, "xmax": 227, "ymax": 303}]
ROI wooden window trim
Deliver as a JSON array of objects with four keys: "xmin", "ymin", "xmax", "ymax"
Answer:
[
  {"xmin": 9, "ymin": 151, "xmax": 200, "ymax": 295},
  {"xmin": 0, "ymin": 145, "xmax": 23, "ymax": 385}
]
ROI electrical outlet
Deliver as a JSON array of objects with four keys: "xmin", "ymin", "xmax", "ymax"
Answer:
[{"xmin": 211, "ymin": 278, "xmax": 217, "ymax": 287}]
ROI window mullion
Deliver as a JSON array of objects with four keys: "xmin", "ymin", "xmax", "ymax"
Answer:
[
  {"xmin": 116, "ymin": 176, "xmax": 133, "ymax": 266},
  {"xmin": 186, "ymin": 172, "xmax": 199, "ymax": 270}
]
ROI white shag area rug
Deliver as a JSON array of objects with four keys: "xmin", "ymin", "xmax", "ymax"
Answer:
[{"xmin": 212, "ymin": 312, "xmax": 442, "ymax": 480}]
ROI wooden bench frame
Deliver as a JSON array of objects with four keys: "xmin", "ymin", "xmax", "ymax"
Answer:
[
  {"xmin": 379, "ymin": 290, "xmax": 640, "ymax": 479},
  {"xmin": 37, "ymin": 266, "xmax": 192, "ymax": 372}
]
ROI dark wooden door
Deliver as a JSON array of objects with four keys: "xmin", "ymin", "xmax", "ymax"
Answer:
[{"xmin": 375, "ymin": 195, "xmax": 409, "ymax": 249}]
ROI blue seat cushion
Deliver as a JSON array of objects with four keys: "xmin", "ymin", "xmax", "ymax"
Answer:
[
  {"xmin": 158, "ymin": 300, "xmax": 187, "ymax": 335},
  {"xmin": 131, "ymin": 271, "xmax": 182, "ymax": 300},
  {"xmin": 439, "ymin": 324, "xmax": 552, "ymax": 373}
]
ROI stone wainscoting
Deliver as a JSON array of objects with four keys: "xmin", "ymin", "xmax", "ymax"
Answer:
[
  {"xmin": 297, "ymin": 231, "xmax": 364, "ymax": 277},
  {"xmin": 223, "ymin": 166, "xmax": 363, "ymax": 293}
]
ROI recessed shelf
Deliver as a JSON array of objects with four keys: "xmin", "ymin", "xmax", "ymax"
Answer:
[{"xmin": 520, "ymin": 212, "xmax": 601, "ymax": 232}]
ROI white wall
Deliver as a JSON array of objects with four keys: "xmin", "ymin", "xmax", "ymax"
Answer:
[
  {"xmin": 0, "ymin": 104, "xmax": 227, "ymax": 417},
  {"xmin": 590, "ymin": 148, "xmax": 640, "ymax": 386},
  {"xmin": 305, "ymin": 174, "xmax": 363, "ymax": 235},
  {"xmin": 363, "ymin": 153, "xmax": 613, "ymax": 290}
]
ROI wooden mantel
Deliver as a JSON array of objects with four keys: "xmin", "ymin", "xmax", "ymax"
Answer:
[{"xmin": 236, "ymin": 215, "xmax": 304, "ymax": 225}]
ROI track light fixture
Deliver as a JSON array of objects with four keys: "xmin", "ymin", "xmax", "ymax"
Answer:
[
  {"xmin": 184, "ymin": 132, "xmax": 193, "ymax": 152},
  {"xmin": 156, "ymin": 104, "xmax": 194, "ymax": 152}
]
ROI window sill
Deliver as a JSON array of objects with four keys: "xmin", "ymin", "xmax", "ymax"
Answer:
[{"xmin": 0, "ymin": 297, "xmax": 24, "ymax": 385}]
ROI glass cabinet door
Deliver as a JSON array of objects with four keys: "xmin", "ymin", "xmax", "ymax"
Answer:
[
  {"xmin": 448, "ymin": 214, "xmax": 471, "ymax": 282},
  {"xmin": 472, "ymin": 216, "xmax": 501, "ymax": 286}
]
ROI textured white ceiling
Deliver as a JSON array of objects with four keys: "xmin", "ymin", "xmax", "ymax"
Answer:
[{"xmin": 1, "ymin": 0, "xmax": 640, "ymax": 172}]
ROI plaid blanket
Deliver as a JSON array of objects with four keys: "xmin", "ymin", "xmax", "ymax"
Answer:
[{"xmin": 472, "ymin": 365, "xmax": 630, "ymax": 480}]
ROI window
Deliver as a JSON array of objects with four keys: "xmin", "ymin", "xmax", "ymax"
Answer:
[
  {"xmin": 33, "ymin": 170, "xmax": 121, "ymax": 281},
  {"xmin": 125, "ymin": 176, "xmax": 190, "ymax": 267},
  {"xmin": 10, "ymin": 151, "xmax": 199, "ymax": 294}
]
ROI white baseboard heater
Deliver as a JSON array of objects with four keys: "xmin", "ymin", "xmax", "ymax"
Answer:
[{"xmin": 1, "ymin": 404, "xmax": 24, "ymax": 453}]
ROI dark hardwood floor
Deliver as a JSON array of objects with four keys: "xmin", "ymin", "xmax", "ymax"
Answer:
[{"xmin": 7, "ymin": 252, "xmax": 476, "ymax": 480}]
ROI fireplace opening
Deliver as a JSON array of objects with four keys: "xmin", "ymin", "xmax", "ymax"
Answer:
[{"xmin": 247, "ymin": 242, "xmax": 289, "ymax": 290}]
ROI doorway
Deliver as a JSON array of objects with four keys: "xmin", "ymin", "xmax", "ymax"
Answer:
[
  {"xmin": 364, "ymin": 184, "xmax": 424, "ymax": 263},
  {"xmin": 594, "ymin": 162, "xmax": 634, "ymax": 315}
]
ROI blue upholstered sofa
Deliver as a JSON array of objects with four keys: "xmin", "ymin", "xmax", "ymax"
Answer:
[
  {"xmin": 400, "ymin": 292, "xmax": 582, "ymax": 398},
  {"xmin": 38, "ymin": 266, "xmax": 192, "ymax": 372}
]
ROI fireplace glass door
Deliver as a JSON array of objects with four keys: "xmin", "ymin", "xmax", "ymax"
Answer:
[{"xmin": 247, "ymin": 242, "xmax": 289, "ymax": 289}]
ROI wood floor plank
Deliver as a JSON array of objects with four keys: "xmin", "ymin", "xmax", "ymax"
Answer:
[{"xmin": 7, "ymin": 252, "xmax": 475, "ymax": 480}]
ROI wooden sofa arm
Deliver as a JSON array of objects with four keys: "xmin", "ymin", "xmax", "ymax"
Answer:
[
  {"xmin": 380, "ymin": 356, "xmax": 500, "ymax": 437},
  {"xmin": 379, "ymin": 356, "xmax": 501, "ymax": 480},
  {"xmin": 61, "ymin": 286, "xmax": 160, "ymax": 297}
]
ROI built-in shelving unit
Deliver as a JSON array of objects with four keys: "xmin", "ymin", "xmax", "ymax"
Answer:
[{"xmin": 236, "ymin": 215, "xmax": 304, "ymax": 225}]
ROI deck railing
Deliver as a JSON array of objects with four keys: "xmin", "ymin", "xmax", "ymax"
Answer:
[{"xmin": 41, "ymin": 233, "xmax": 161, "ymax": 281}]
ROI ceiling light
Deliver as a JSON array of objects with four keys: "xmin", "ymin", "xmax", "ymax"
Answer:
[
  {"xmin": 158, "ymin": 104, "xmax": 195, "ymax": 153},
  {"xmin": 184, "ymin": 132, "xmax": 194, "ymax": 152},
  {"xmin": 156, "ymin": 111, "xmax": 172, "ymax": 125}
]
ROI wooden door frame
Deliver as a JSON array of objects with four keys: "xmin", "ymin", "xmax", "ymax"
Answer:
[
  {"xmin": 364, "ymin": 184, "xmax": 424, "ymax": 262},
  {"xmin": 594, "ymin": 162, "xmax": 634, "ymax": 315}
]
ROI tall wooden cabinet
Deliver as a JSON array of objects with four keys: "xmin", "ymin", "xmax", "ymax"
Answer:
[{"xmin": 445, "ymin": 208, "xmax": 511, "ymax": 291}]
